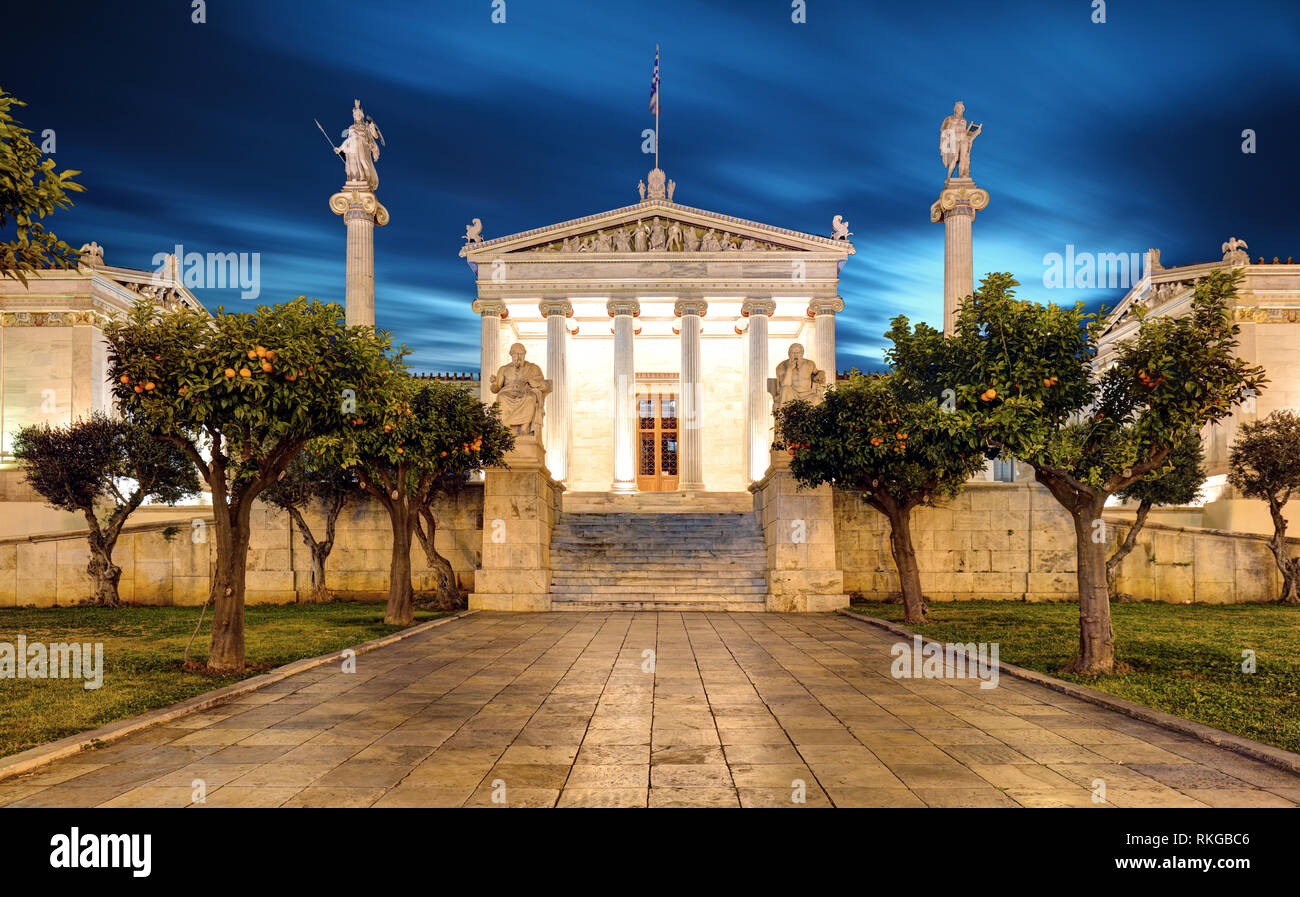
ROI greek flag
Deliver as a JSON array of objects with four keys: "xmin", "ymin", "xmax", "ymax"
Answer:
[{"xmin": 649, "ymin": 47, "xmax": 660, "ymax": 114}]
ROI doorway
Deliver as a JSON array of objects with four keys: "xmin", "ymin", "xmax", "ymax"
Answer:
[{"xmin": 636, "ymin": 390, "xmax": 679, "ymax": 491}]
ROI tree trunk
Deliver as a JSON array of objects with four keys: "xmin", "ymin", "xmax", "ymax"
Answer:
[
  {"xmin": 416, "ymin": 507, "xmax": 460, "ymax": 611},
  {"xmin": 1266, "ymin": 499, "xmax": 1300, "ymax": 604},
  {"xmin": 207, "ymin": 498, "xmax": 252, "ymax": 672},
  {"xmin": 1066, "ymin": 498, "xmax": 1115, "ymax": 674},
  {"xmin": 287, "ymin": 505, "xmax": 336, "ymax": 604},
  {"xmin": 1105, "ymin": 500, "xmax": 1151, "ymax": 597},
  {"xmin": 81, "ymin": 513, "xmax": 122, "ymax": 607},
  {"xmin": 385, "ymin": 501, "xmax": 415, "ymax": 625},
  {"xmin": 308, "ymin": 544, "xmax": 330, "ymax": 603},
  {"xmin": 877, "ymin": 498, "xmax": 928, "ymax": 625}
]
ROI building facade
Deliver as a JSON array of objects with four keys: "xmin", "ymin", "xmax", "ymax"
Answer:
[{"xmin": 461, "ymin": 167, "xmax": 854, "ymax": 495}]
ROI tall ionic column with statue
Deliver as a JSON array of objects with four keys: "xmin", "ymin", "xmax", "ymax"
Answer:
[
  {"xmin": 326, "ymin": 99, "xmax": 389, "ymax": 327},
  {"xmin": 931, "ymin": 101, "xmax": 989, "ymax": 335}
]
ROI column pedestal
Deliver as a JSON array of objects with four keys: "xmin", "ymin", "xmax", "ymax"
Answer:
[
  {"xmin": 329, "ymin": 182, "xmax": 389, "ymax": 327},
  {"xmin": 930, "ymin": 178, "xmax": 989, "ymax": 334},
  {"xmin": 469, "ymin": 437, "xmax": 564, "ymax": 612}
]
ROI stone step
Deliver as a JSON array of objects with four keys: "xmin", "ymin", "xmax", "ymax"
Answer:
[
  {"xmin": 562, "ymin": 492, "xmax": 753, "ymax": 514},
  {"xmin": 550, "ymin": 599, "xmax": 767, "ymax": 612},
  {"xmin": 551, "ymin": 577, "xmax": 769, "ymax": 590},
  {"xmin": 547, "ymin": 508, "xmax": 768, "ymax": 610},
  {"xmin": 546, "ymin": 569, "xmax": 764, "ymax": 582}
]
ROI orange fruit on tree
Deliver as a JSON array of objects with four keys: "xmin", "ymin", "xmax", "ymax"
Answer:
[
  {"xmin": 120, "ymin": 374, "xmax": 131, "ymax": 384},
  {"xmin": 144, "ymin": 381, "xmax": 155, "ymax": 391},
  {"xmin": 133, "ymin": 385, "xmax": 143, "ymax": 393},
  {"xmin": 261, "ymin": 361, "xmax": 273, "ymax": 373},
  {"xmin": 225, "ymin": 368, "xmax": 236, "ymax": 378},
  {"xmin": 239, "ymin": 368, "xmax": 251, "ymax": 378}
]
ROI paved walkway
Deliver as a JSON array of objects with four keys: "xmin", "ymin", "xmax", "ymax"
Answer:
[{"xmin": 2, "ymin": 612, "xmax": 1298, "ymax": 808}]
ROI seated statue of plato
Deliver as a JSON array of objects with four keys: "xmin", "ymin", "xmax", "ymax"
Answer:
[{"xmin": 489, "ymin": 343, "xmax": 549, "ymax": 436}]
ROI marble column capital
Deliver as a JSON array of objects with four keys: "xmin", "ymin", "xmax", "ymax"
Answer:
[
  {"xmin": 539, "ymin": 299, "xmax": 574, "ymax": 318},
  {"xmin": 930, "ymin": 177, "xmax": 989, "ymax": 224},
  {"xmin": 472, "ymin": 298, "xmax": 508, "ymax": 318},
  {"xmin": 807, "ymin": 296, "xmax": 845, "ymax": 317},
  {"xmin": 674, "ymin": 298, "xmax": 709, "ymax": 318},
  {"xmin": 329, "ymin": 188, "xmax": 390, "ymax": 227},
  {"xmin": 741, "ymin": 298, "xmax": 777, "ymax": 318},
  {"xmin": 606, "ymin": 298, "xmax": 641, "ymax": 318}
]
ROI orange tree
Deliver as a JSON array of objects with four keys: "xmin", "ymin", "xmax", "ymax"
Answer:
[
  {"xmin": 945, "ymin": 270, "xmax": 1264, "ymax": 674},
  {"xmin": 331, "ymin": 378, "xmax": 513, "ymax": 625},
  {"xmin": 104, "ymin": 298, "xmax": 401, "ymax": 671},
  {"xmin": 777, "ymin": 318, "xmax": 987, "ymax": 625}
]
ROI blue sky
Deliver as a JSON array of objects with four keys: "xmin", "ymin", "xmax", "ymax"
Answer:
[{"xmin": 6, "ymin": 0, "xmax": 1300, "ymax": 373}]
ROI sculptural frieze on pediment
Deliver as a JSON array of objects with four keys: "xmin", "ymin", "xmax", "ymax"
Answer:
[{"xmin": 520, "ymin": 217, "xmax": 797, "ymax": 254}]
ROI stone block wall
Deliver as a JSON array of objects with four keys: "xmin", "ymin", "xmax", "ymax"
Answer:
[
  {"xmin": 0, "ymin": 487, "xmax": 484, "ymax": 607},
  {"xmin": 834, "ymin": 481, "xmax": 1293, "ymax": 603}
]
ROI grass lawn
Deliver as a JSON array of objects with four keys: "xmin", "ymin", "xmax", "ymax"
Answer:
[
  {"xmin": 0, "ymin": 602, "xmax": 449, "ymax": 758},
  {"xmin": 850, "ymin": 599, "xmax": 1300, "ymax": 754}
]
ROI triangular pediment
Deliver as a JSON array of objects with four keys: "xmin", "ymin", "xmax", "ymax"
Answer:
[{"xmin": 459, "ymin": 199, "xmax": 854, "ymax": 258}]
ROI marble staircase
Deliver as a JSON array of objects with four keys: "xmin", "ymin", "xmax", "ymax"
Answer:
[{"xmin": 548, "ymin": 511, "xmax": 769, "ymax": 611}]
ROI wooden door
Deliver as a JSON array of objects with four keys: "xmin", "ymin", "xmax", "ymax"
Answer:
[{"xmin": 636, "ymin": 391, "xmax": 679, "ymax": 492}]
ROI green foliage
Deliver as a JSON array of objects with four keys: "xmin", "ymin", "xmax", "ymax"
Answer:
[
  {"xmin": 103, "ymin": 297, "xmax": 404, "ymax": 491},
  {"xmin": 947, "ymin": 270, "xmax": 1265, "ymax": 494},
  {"xmin": 332, "ymin": 378, "xmax": 514, "ymax": 500},
  {"xmin": 12, "ymin": 412, "xmax": 198, "ymax": 517},
  {"xmin": 1228, "ymin": 410, "xmax": 1300, "ymax": 506},
  {"xmin": 262, "ymin": 444, "xmax": 358, "ymax": 514},
  {"xmin": 778, "ymin": 369, "xmax": 985, "ymax": 507},
  {"xmin": 0, "ymin": 87, "xmax": 84, "ymax": 283},
  {"xmin": 1117, "ymin": 429, "xmax": 1206, "ymax": 508}
]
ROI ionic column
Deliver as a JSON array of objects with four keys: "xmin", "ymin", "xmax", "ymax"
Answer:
[
  {"xmin": 329, "ymin": 185, "xmax": 389, "ymax": 327},
  {"xmin": 674, "ymin": 298, "xmax": 707, "ymax": 491},
  {"xmin": 742, "ymin": 298, "xmax": 776, "ymax": 483},
  {"xmin": 540, "ymin": 299, "xmax": 573, "ymax": 482},
  {"xmin": 930, "ymin": 179, "xmax": 989, "ymax": 334},
  {"xmin": 807, "ymin": 296, "xmax": 845, "ymax": 378},
  {"xmin": 608, "ymin": 298, "xmax": 640, "ymax": 493},
  {"xmin": 472, "ymin": 299, "xmax": 507, "ymax": 405}
]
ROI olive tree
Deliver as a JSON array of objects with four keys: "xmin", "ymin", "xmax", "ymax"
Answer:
[
  {"xmin": 13, "ymin": 413, "xmax": 198, "ymax": 606},
  {"xmin": 104, "ymin": 298, "xmax": 401, "ymax": 671},
  {"xmin": 1228, "ymin": 410, "xmax": 1300, "ymax": 603},
  {"xmin": 946, "ymin": 270, "xmax": 1265, "ymax": 674},
  {"xmin": 261, "ymin": 446, "xmax": 359, "ymax": 603}
]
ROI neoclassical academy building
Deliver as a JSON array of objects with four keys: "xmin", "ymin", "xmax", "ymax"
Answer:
[{"xmin": 1, "ymin": 102, "xmax": 1298, "ymax": 610}]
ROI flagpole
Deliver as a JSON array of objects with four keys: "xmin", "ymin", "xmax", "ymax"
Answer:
[{"xmin": 655, "ymin": 44, "xmax": 660, "ymax": 171}]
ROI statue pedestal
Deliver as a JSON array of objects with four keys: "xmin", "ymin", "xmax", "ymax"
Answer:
[
  {"xmin": 749, "ymin": 453, "xmax": 845, "ymax": 613},
  {"xmin": 469, "ymin": 436, "xmax": 565, "ymax": 612}
]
